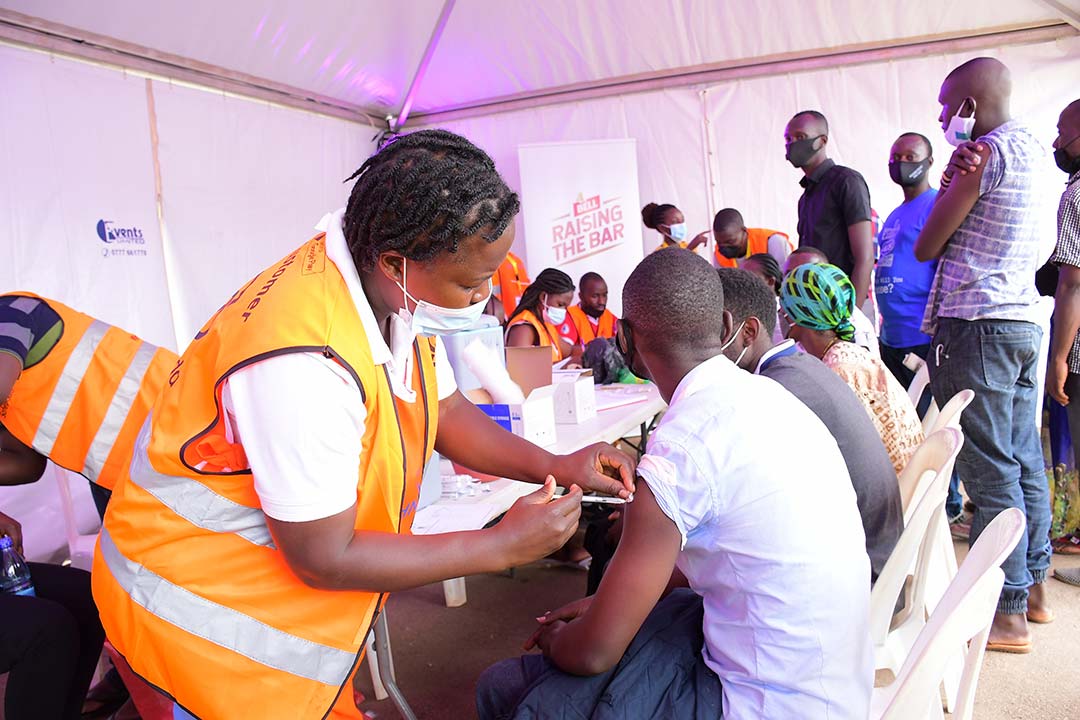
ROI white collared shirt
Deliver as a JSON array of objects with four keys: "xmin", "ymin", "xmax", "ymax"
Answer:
[
  {"xmin": 220, "ymin": 209, "xmax": 457, "ymax": 522},
  {"xmin": 638, "ymin": 353, "xmax": 872, "ymax": 720}
]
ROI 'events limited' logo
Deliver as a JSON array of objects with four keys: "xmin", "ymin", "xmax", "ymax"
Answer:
[{"xmin": 96, "ymin": 219, "xmax": 148, "ymax": 258}]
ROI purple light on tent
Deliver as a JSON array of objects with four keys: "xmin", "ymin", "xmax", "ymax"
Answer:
[
  {"xmin": 270, "ymin": 23, "xmax": 287, "ymax": 57},
  {"xmin": 252, "ymin": 15, "xmax": 267, "ymax": 41},
  {"xmin": 296, "ymin": 38, "xmax": 314, "ymax": 62},
  {"xmin": 333, "ymin": 60, "xmax": 356, "ymax": 83},
  {"xmin": 318, "ymin": 51, "xmax": 339, "ymax": 76}
]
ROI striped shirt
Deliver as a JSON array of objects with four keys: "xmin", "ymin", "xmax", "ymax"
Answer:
[
  {"xmin": 0, "ymin": 295, "xmax": 63, "ymax": 369},
  {"xmin": 921, "ymin": 120, "xmax": 1048, "ymax": 335},
  {"xmin": 1049, "ymin": 169, "xmax": 1080, "ymax": 372}
]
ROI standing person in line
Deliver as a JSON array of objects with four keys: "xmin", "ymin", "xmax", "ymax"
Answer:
[
  {"xmin": 784, "ymin": 110, "xmax": 875, "ymax": 307},
  {"xmin": 914, "ymin": 57, "xmax": 1053, "ymax": 651},
  {"xmin": 877, "ymin": 133, "xmax": 940, "ymax": 389},
  {"xmin": 92, "ymin": 130, "xmax": 635, "ymax": 719},
  {"xmin": 1045, "ymin": 98, "xmax": 1080, "ymax": 586},
  {"xmin": 642, "ymin": 202, "xmax": 708, "ymax": 253}
]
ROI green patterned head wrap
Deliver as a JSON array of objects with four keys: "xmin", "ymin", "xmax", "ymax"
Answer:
[{"xmin": 779, "ymin": 263, "xmax": 856, "ymax": 342}]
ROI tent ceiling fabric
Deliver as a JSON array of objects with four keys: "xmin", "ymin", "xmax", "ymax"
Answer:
[{"xmin": 0, "ymin": 0, "xmax": 1069, "ymax": 120}]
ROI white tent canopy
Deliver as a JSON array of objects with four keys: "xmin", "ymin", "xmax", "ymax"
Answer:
[{"xmin": 1, "ymin": 0, "xmax": 1079, "ymax": 559}]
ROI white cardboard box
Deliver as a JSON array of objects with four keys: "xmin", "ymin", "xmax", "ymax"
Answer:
[
  {"xmin": 472, "ymin": 385, "xmax": 557, "ymax": 447},
  {"xmin": 552, "ymin": 369, "xmax": 597, "ymax": 424}
]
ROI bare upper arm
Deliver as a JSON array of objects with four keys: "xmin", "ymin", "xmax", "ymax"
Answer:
[
  {"xmin": 265, "ymin": 505, "xmax": 358, "ymax": 589},
  {"xmin": 506, "ymin": 323, "xmax": 539, "ymax": 348},
  {"xmin": 571, "ymin": 481, "xmax": 683, "ymax": 670}
]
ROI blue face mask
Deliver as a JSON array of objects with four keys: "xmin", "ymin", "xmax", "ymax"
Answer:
[
  {"xmin": 397, "ymin": 259, "xmax": 490, "ymax": 336},
  {"xmin": 665, "ymin": 223, "xmax": 688, "ymax": 242}
]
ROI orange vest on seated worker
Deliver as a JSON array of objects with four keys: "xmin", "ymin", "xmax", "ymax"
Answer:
[
  {"xmin": 714, "ymin": 227, "xmax": 792, "ymax": 268},
  {"xmin": 0, "ymin": 293, "xmax": 176, "ymax": 491},
  {"xmin": 493, "ymin": 251, "xmax": 530, "ymax": 320},
  {"xmin": 506, "ymin": 308, "xmax": 564, "ymax": 362},
  {"xmin": 91, "ymin": 235, "xmax": 438, "ymax": 720},
  {"xmin": 566, "ymin": 305, "xmax": 617, "ymax": 344}
]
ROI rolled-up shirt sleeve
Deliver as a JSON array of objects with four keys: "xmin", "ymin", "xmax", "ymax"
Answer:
[{"xmin": 636, "ymin": 440, "xmax": 713, "ymax": 550}]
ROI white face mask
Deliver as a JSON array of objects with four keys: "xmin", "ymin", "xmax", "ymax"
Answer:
[
  {"xmin": 543, "ymin": 297, "xmax": 567, "ymax": 325},
  {"xmin": 396, "ymin": 259, "xmax": 490, "ymax": 336},
  {"xmin": 721, "ymin": 320, "xmax": 749, "ymax": 368},
  {"xmin": 666, "ymin": 223, "xmax": 688, "ymax": 242},
  {"xmin": 944, "ymin": 99, "xmax": 977, "ymax": 147}
]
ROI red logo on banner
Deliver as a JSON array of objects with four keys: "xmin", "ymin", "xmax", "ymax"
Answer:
[{"xmin": 551, "ymin": 193, "xmax": 625, "ymax": 264}]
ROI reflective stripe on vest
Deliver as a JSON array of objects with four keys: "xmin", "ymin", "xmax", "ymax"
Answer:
[
  {"xmin": 32, "ymin": 320, "xmax": 109, "ymax": 456},
  {"xmin": 82, "ymin": 341, "xmax": 160, "ymax": 479},
  {"xmin": 98, "ymin": 528, "xmax": 354, "ymax": 686},
  {"xmin": 127, "ymin": 421, "xmax": 276, "ymax": 548}
]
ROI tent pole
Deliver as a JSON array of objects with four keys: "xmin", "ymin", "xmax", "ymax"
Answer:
[
  {"xmin": 1035, "ymin": 0, "xmax": 1080, "ymax": 31},
  {"xmin": 393, "ymin": 0, "xmax": 456, "ymax": 131},
  {"xmin": 410, "ymin": 22, "xmax": 1075, "ymax": 125}
]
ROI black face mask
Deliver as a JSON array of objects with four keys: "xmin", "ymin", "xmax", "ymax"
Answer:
[
  {"xmin": 1055, "ymin": 147, "xmax": 1080, "ymax": 176},
  {"xmin": 785, "ymin": 136, "xmax": 823, "ymax": 168},
  {"xmin": 889, "ymin": 159, "xmax": 931, "ymax": 187},
  {"xmin": 616, "ymin": 323, "xmax": 649, "ymax": 381},
  {"xmin": 717, "ymin": 244, "xmax": 743, "ymax": 259}
]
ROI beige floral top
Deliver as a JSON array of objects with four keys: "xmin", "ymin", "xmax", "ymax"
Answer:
[{"xmin": 823, "ymin": 341, "xmax": 924, "ymax": 476}]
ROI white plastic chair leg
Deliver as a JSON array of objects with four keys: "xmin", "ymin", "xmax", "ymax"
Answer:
[
  {"xmin": 442, "ymin": 577, "xmax": 467, "ymax": 607},
  {"xmin": 365, "ymin": 634, "xmax": 389, "ymax": 701}
]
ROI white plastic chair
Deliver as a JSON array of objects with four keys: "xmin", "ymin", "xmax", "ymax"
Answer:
[
  {"xmin": 903, "ymin": 353, "xmax": 938, "ymax": 431},
  {"xmin": 871, "ymin": 508, "xmax": 1025, "ymax": 720},
  {"xmin": 53, "ymin": 465, "xmax": 99, "ymax": 571},
  {"xmin": 898, "ymin": 428, "xmax": 963, "ymax": 522}
]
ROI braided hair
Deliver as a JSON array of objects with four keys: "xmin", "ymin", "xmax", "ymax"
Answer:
[
  {"xmin": 641, "ymin": 203, "xmax": 678, "ymax": 230},
  {"xmin": 342, "ymin": 129, "xmax": 520, "ymax": 272},
  {"xmin": 744, "ymin": 253, "xmax": 783, "ymax": 295},
  {"xmin": 510, "ymin": 268, "xmax": 574, "ymax": 324}
]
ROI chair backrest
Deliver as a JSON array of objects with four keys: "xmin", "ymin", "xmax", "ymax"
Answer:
[
  {"xmin": 898, "ymin": 427, "xmax": 963, "ymax": 521},
  {"xmin": 875, "ymin": 508, "xmax": 1025, "ymax": 720},
  {"xmin": 927, "ymin": 389, "xmax": 975, "ymax": 436},
  {"xmin": 869, "ymin": 485, "xmax": 948, "ymax": 645}
]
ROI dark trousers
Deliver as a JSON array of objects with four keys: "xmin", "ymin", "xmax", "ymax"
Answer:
[
  {"xmin": 929, "ymin": 318, "xmax": 1051, "ymax": 614},
  {"xmin": 0, "ymin": 563, "xmax": 105, "ymax": 720}
]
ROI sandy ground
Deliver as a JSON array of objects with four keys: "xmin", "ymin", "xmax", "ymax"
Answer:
[{"xmin": 359, "ymin": 544, "xmax": 1080, "ymax": 720}]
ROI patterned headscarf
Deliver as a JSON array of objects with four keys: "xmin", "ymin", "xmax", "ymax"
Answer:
[{"xmin": 779, "ymin": 263, "xmax": 856, "ymax": 342}]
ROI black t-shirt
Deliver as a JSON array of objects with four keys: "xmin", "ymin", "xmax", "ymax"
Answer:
[{"xmin": 796, "ymin": 159, "xmax": 872, "ymax": 276}]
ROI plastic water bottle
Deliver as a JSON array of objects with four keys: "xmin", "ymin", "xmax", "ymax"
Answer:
[{"xmin": 0, "ymin": 535, "xmax": 34, "ymax": 596}]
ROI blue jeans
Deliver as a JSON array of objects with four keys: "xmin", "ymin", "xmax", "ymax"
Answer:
[{"xmin": 929, "ymin": 318, "xmax": 1051, "ymax": 614}]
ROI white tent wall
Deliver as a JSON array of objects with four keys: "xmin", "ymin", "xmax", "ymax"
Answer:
[
  {"xmin": 150, "ymin": 79, "xmax": 377, "ymax": 344},
  {"xmin": 416, "ymin": 34, "xmax": 1079, "ymax": 276},
  {"xmin": 0, "ymin": 42, "xmax": 377, "ymax": 561}
]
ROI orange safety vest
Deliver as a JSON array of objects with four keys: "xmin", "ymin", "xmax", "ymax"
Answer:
[
  {"xmin": 715, "ymin": 227, "xmax": 792, "ymax": 268},
  {"xmin": 92, "ymin": 236, "xmax": 438, "ymax": 720},
  {"xmin": 566, "ymin": 305, "xmax": 617, "ymax": 344},
  {"xmin": 506, "ymin": 309, "xmax": 564, "ymax": 362},
  {"xmin": 0, "ymin": 293, "xmax": 176, "ymax": 491},
  {"xmin": 493, "ymin": 251, "xmax": 530, "ymax": 320},
  {"xmin": 653, "ymin": 240, "xmax": 688, "ymax": 253}
]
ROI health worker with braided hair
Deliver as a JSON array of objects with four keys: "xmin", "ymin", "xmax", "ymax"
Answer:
[
  {"xmin": 92, "ymin": 129, "xmax": 636, "ymax": 720},
  {"xmin": 506, "ymin": 268, "xmax": 577, "ymax": 363},
  {"xmin": 780, "ymin": 263, "xmax": 923, "ymax": 476}
]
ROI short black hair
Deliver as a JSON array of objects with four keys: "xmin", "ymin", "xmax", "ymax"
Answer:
[
  {"xmin": 641, "ymin": 203, "xmax": 679, "ymax": 229},
  {"xmin": 510, "ymin": 268, "xmax": 574, "ymax": 322},
  {"xmin": 789, "ymin": 246, "xmax": 829, "ymax": 264},
  {"xmin": 342, "ymin": 129, "xmax": 520, "ymax": 272},
  {"xmin": 791, "ymin": 110, "xmax": 829, "ymax": 134},
  {"xmin": 579, "ymin": 271, "xmax": 605, "ymax": 288},
  {"xmin": 744, "ymin": 253, "xmax": 783, "ymax": 295},
  {"xmin": 717, "ymin": 268, "xmax": 778, "ymax": 335},
  {"xmin": 897, "ymin": 132, "xmax": 934, "ymax": 158},
  {"xmin": 713, "ymin": 208, "xmax": 745, "ymax": 234},
  {"xmin": 623, "ymin": 249, "xmax": 725, "ymax": 348}
]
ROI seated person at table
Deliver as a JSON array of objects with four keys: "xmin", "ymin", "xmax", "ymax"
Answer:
[
  {"xmin": 477, "ymin": 249, "xmax": 872, "ymax": 720},
  {"xmin": 784, "ymin": 246, "xmax": 879, "ymax": 355},
  {"xmin": 781, "ymin": 262, "xmax": 923, "ymax": 476},
  {"xmin": 506, "ymin": 268, "xmax": 577, "ymax": 363},
  {"xmin": 717, "ymin": 267, "xmax": 902, "ymax": 584},
  {"xmin": 567, "ymin": 272, "xmax": 619, "ymax": 344},
  {"xmin": 712, "ymin": 208, "xmax": 793, "ymax": 268}
]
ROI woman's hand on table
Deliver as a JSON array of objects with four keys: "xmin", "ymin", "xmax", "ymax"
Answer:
[{"xmin": 552, "ymin": 443, "xmax": 636, "ymax": 498}]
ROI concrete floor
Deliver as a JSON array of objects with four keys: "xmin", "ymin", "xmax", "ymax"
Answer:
[{"xmin": 359, "ymin": 545, "xmax": 1080, "ymax": 720}]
